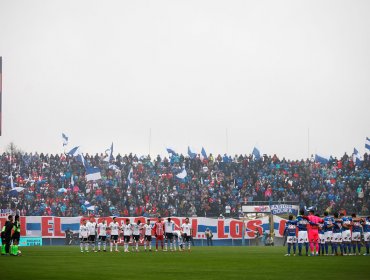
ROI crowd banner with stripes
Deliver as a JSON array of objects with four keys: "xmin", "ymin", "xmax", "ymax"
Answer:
[
  {"xmin": 273, "ymin": 215, "xmax": 287, "ymax": 238},
  {"xmin": 0, "ymin": 216, "xmax": 269, "ymax": 239}
]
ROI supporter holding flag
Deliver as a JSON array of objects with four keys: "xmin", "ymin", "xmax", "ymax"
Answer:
[
  {"xmin": 188, "ymin": 147, "xmax": 197, "ymax": 159},
  {"xmin": 201, "ymin": 147, "xmax": 208, "ymax": 160},
  {"xmin": 353, "ymin": 148, "xmax": 362, "ymax": 166},
  {"xmin": 252, "ymin": 147, "xmax": 261, "ymax": 160}
]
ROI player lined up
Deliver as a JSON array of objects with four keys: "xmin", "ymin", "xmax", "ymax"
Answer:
[
  {"xmin": 284, "ymin": 210, "xmax": 370, "ymax": 256},
  {"xmin": 79, "ymin": 216, "xmax": 193, "ymax": 253}
]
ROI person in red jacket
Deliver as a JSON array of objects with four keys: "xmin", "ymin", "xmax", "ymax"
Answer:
[{"xmin": 153, "ymin": 216, "xmax": 165, "ymax": 251}]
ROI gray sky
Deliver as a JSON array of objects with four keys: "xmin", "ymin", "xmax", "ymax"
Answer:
[{"xmin": 0, "ymin": 0, "xmax": 369, "ymax": 159}]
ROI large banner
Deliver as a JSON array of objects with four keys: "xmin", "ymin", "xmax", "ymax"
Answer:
[
  {"xmin": 242, "ymin": 205, "xmax": 270, "ymax": 213},
  {"xmin": 270, "ymin": 204, "xmax": 299, "ymax": 216},
  {"xmin": 0, "ymin": 216, "xmax": 269, "ymax": 239},
  {"xmin": 273, "ymin": 215, "xmax": 287, "ymax": 238}
]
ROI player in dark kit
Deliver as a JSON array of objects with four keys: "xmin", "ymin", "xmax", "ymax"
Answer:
[
  {"xmin": 11, "ymin": 215, "xmax": 21, "ymax": 256},
  {"xmin": 3, "ymin": 215, "xmax": 14, "ymax": 255}
]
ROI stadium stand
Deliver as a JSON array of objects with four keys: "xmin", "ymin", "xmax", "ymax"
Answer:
[{"xmin": 1, "ymin": 151, "xmax": 369, "ymax": 217}]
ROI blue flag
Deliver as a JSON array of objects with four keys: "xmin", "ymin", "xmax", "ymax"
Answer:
[
  {"xmin": 188, "ymin": 146, "xmax": 197, "ymax": 159},
  {"xmin": 166, "ymin": 148, "xmax": 177, "ymax": 155},
  {"xmin": 67, "ymin": 146, "xmax": 79, "ymax": 157},
  {"xmin": 86, "ymin": 167, "xmax": 101, "ymax": 181},
  {"xmin": 315, "ymin": 154, "xmax": 329, "ymax": 164},
  {"xmin": 353, "ymin": 148, "xmax": 362, "ymax": 165},
  {"xmin": 201, "ymin": 147, "xmax": 208, "ymax": 160},
  {"xmin": 366, "ymin": 137, "xmax": 370, "ymax": 151},
  {"xmin": 252, "ymin": 147, "xmax": 261, "ymax": 160}
]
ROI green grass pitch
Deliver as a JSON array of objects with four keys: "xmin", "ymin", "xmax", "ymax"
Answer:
[{"xmin": 0, "ymin": 246, "xmax": 368, "ymax": 280}]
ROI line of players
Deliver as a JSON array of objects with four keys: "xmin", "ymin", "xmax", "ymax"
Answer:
[
  {"xmin": 79, "ymin": 216, "xmax": 193, "ymax": 253},
  {"xmin": 285, "ymin": 209, "xmax": 370, "ymax": 256}
]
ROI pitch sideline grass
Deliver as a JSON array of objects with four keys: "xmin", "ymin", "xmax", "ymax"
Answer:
[{"xmin": 0, "ymin": 246, "xmax": 368, "ymax": 280}]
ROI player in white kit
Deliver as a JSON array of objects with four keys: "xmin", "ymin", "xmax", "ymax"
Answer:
[
  {"xmin": 122, "ymin": 219, "xmax": 133, "ymax": 253},
  {"xmin": 143, "ymin": 219, "xmax": 153, "ymax": 251},
  {"xmin": 79, "ymin": 219, "xmax": 89, "ymax": 252},
  {"xmin": 86, "ymin": 217, "xmax": 97, "ymax": 252},
  {"xmin": 97, "ymin": 218, "xmax": 108, "ymax": 252},
  {"xmin": 132, "ymin": 220, "xmax": 142, "ymax": 252},
  {"xmin": 164, "ymin": 217, "xmax": 176, "ymax": 251},
  {"xmin": 108, "ymin": 217, "xmax": 120, "ymax": 252},
  {"xmin": 173, "ymin": 230, "xmax": 183, "ymax": 251},
  {"xmin": 181, "ymin": 218, "xmax": 192, "ymax": 252}
]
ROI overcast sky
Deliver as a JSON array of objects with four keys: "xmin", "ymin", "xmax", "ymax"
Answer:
[{"xmin": 0, "ymin": 0, "xmax": 369, "ymax": 159}]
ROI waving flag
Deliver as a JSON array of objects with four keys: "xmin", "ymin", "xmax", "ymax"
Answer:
[
  {"xmin": 62, "ymin": 133, "xmax": 68, "ymax": 147},
  {"xmin": 67, "ymin": 146, "xmax": 88, "ymax": 167},
  {"xmin": 366, "ymin": 137, "xmax": 370, "ymax": 152},
  {"xmin": 86, "ymin": 167, "xmax": 101, "ymax": 181},
  {"xmin": 76, "ymin": 153, "xmax": 88, "ymax": 167},
  {"xmin": 353, "ymin": 148, "xmax": 362, "ymax": 165},
  {"xmin": 109, "ymin": 164, "xmax": 119, "ymax": 171},
  {"xmin": 10, "ymin": 173, "xmax": 14, "ymax": 189},
  {"xmin": 176, "ymin": 168, "xmax": 187, "ymax": 179},
  {"xmin": 104, "ymin": 142, "xmax": 114, "ymax": 162},
  {"xmin": 84, "ymin": 201, "xmax": 95, "ymax": 211},
  {"xmin": 9, "ymin": 187, "xmax": 25, "ymax": 196},
  {"xmin": 67, "ymin": 146, "xmax": 80, "ymax": 157},
  {"xmin": 252, "ymin": 147, "xmax": 261, "ymax": 160},
  {"xmin": 201, "ymin": 147, "xmax": 208, "ymax": 160},
  {"xmin": 127, "ymin": 167, "xmax": 134, "ymax": 184},
  {"xmin": 315, "ymin": 154, "xmax": 329, "ymax": 164},
  {"xmin": 166, "ymin": 148, "xmax": 177, "ymax": 155},
  {"xmin": 188, "ymin": 146, "xmax": 197, "ymax": 159}
]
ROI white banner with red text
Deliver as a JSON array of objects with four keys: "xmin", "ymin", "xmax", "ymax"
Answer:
[{"xmin": 0, "ymin": 216, "xmax": 270, "ymax": 239}]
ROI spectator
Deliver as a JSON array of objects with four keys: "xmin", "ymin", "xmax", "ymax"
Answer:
[{"xmin": 0, "ymin": 151, "xmax": 369, "ymax": 217}]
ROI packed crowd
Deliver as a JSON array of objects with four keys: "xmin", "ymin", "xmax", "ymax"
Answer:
[{"xmin": 0, "ymin": 150, "xmax": 369, "ymax": 217}]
